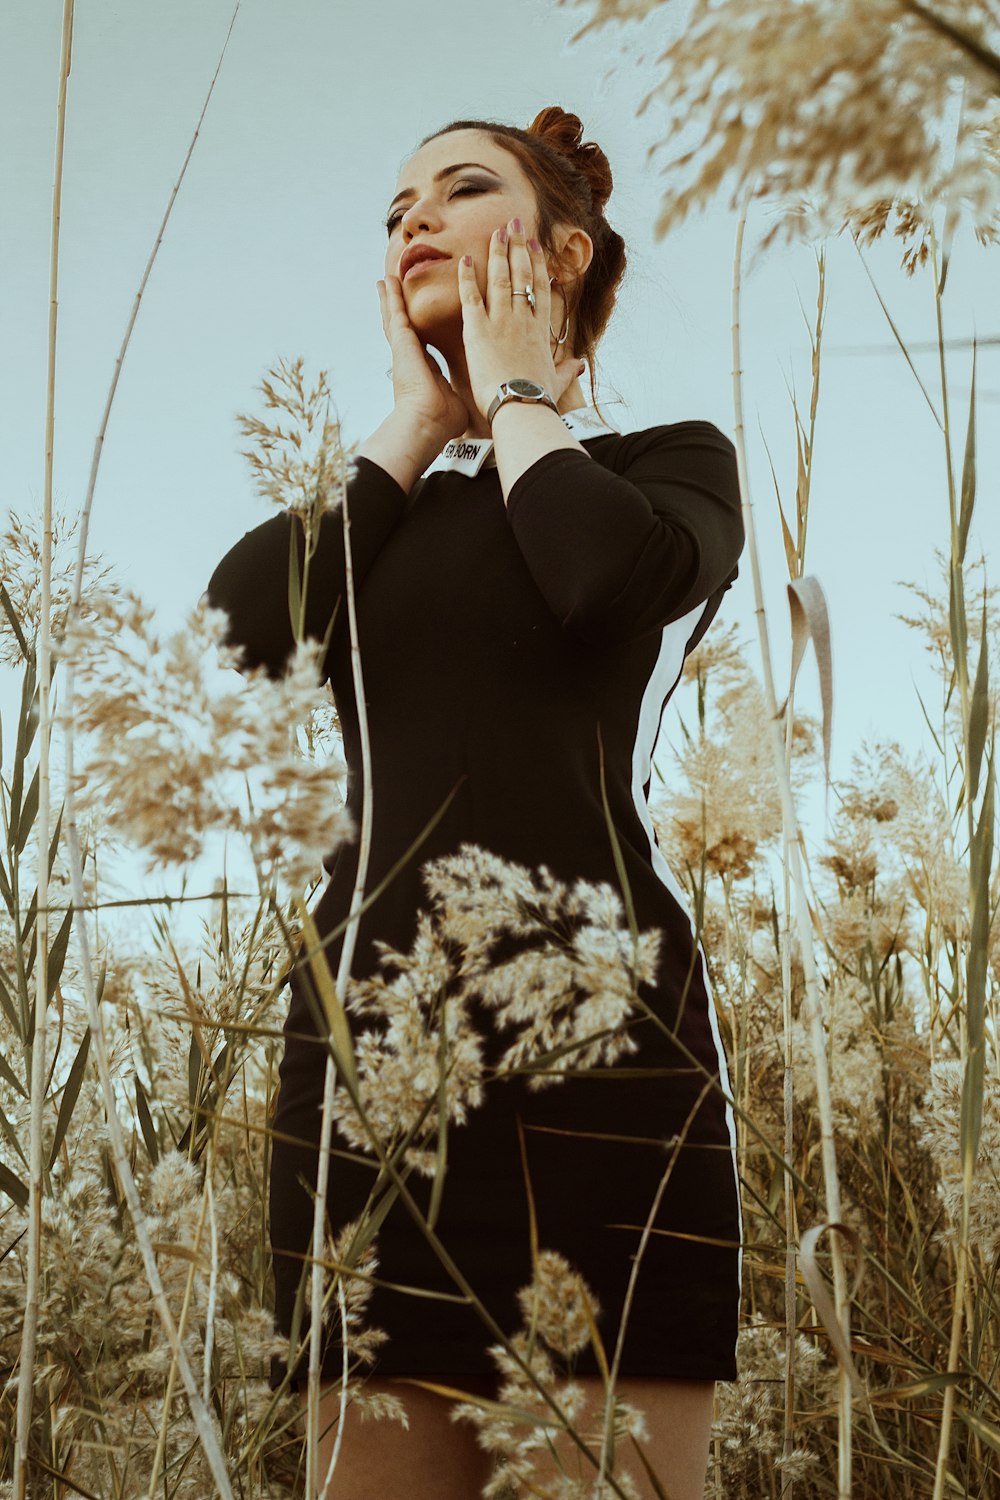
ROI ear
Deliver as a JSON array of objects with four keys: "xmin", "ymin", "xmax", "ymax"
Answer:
[{"xmin": 551, "ymin": 225, "xmax": 594, "ymax": 291}]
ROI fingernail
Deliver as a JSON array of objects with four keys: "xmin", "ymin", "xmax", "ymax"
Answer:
[
  {"xmin": 497, "ymin": 226, "xmax": 508, "ymax": 244},
  {"xmin": 528, "ymin": 236, "xmax": 541, "ymax": 253},
  {"xmin": 512, "ymin": 217, "xmax": 522, "ymax": 234}
]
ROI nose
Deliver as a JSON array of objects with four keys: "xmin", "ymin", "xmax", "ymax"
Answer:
[{"xmin": 399, "ymin": 196, "xmax": 438, "ymax": 237}]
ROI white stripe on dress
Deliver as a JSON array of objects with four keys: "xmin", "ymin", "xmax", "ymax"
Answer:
[{"xmin": 629, "ymin": 602, "xmax": 745, "ymax": 1317}]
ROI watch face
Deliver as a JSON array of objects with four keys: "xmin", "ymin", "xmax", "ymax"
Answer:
[{"xmin": 508, "ymin": 378, "xmax": 544, "ymax": 398}]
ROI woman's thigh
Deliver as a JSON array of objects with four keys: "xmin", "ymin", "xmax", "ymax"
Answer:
[
  {"xmin": 296, "ymin": 1374, "xmax": 498, "ymax": 1500},
  {"xmin": 529, "ymin": 1375, "xmax": 716, "ymax": 1500},
  {"xmin": 294, "ymin": 1372, "xmax": 715, "ymax": 1500}
]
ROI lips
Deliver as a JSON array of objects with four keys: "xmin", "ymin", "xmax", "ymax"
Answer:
[
  {"xmin": 403, "ymin": 256, "xmax": 448, "ymax": 281},
  {"xmin": 399, "ymin": 244, "xmax": 451, "ymax": 280}
]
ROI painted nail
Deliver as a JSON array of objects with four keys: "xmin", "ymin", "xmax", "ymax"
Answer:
[
  {"xmin": 497, "ymin": 226, "xmax": 508, "ymax": 244},
  {"xmin": 528, "ymin": 236, "xmax": 541, "ymax": 253},
  {"xmin": 512, "ymin": 217, "xmax": 523, "ymax": 234}
]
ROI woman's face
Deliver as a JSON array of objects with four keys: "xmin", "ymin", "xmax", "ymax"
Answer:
[{"xmin": 383, "ymin": 129, "xmax": 546, "ymax": 337}]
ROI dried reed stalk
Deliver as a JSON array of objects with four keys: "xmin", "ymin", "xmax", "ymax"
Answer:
[
  {"xmin": 923, "ymin": 216, "xmax": 996, "ymax": 1500},
  {"xmin": 12, "ymin": 0, "xmax": 71, "ymax": 1493},
  {"xmin": 299, "ymin": 441, "xmax": 372, "ymax": 1499},
  {"xmin": 775, "ymin": 244, "xmax": 828, "ymax": 1496},
  {"xmin": 729, "ymin": 183, "xmax": 855, "ymax": 1499}
]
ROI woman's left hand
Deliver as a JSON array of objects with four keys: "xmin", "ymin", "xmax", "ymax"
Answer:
[{"xmin": 458, "ymin": 217, "xmax": 584, "ymax": 422}]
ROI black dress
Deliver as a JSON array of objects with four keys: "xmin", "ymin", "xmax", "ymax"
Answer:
[{"xmin": 205, "ymin": 405, "xmax": 746, "ymax": 1393}]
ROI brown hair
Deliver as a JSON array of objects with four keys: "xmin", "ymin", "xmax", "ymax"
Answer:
[{"xmin": 417, "ymin": 107, "xmax": 627, "ymax": 423}]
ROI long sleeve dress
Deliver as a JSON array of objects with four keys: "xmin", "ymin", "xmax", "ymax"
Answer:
[{"xmin": 205, "ymin": 403, "xmax": 746, "ymax": 1393}]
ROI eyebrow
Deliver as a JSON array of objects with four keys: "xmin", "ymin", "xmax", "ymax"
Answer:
[{"xmin": 386, "ymin": 163, "xmax": 503, "ymax": 214}]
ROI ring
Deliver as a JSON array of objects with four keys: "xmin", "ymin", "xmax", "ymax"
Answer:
[{"xmin": 512, "ymin": 284, "xmax": 535, "ymax": 313}]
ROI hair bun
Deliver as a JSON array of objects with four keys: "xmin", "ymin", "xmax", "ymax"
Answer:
[{"xmin": 527, "ymin": 106, "xmax": 613, "ymax": 212}]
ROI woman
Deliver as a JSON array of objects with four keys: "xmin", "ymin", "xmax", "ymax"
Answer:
[{"xmin": 207, "ymin": 108, "xmax": 745, "ymax": 1500}]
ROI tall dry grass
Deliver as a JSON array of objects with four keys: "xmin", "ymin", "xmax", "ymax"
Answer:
[{"xmin": 2, "ymin": 1, "xmax": 999, "ymax": 1497}]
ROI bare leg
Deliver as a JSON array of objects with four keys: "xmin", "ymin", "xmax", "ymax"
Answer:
[
  {"xmin": 295, "ymin": 1374, "xmax": 497, "ymax": 1500},
  {"xmin": 527, "ymin": 1375, "xmax": 716, "ymax": 1500}
]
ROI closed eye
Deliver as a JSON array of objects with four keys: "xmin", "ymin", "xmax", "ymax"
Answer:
[{"xmin": 384, "ymin": 182, "xmax": 489, "ymax": 235}]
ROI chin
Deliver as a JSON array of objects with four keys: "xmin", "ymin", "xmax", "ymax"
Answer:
[{"xmin": 405, "ymin": 292, "xmax": 461, "ymax": 341}]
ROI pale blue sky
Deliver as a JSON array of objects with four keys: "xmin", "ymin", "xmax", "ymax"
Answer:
[{"xmin": 3, "ymin": 0, "xmax": 998, "ymax": 917}]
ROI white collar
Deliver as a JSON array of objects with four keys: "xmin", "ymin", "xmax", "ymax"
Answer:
[{"xmin": 426, "ymin": 400, "xmax": 626, "ymax": 478}]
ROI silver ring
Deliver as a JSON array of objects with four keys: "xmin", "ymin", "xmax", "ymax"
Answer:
[{"xmin": 512, "ymin": 285, "xmax": 535, "ymax": 313}]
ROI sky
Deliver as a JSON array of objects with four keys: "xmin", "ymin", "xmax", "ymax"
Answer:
[{"xmin": 2, "ymin": 0, "xmax": 998, "ymax": 932}]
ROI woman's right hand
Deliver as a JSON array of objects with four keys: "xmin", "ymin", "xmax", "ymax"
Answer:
[{"xmin": 377, "ymin": 275, "xmax": 470, "ymax": 446}]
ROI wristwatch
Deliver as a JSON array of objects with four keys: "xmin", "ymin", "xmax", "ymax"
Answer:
[{"xmin": 486, "ymin": 377, "xmax": 559, "ymax": 426}]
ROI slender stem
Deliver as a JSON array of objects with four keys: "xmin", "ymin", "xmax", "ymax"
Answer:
[
  {"xmin": 148, "ymin": 1176, "xmax": 214, "ymax": 1497},
  {"xmin": 303, "ymin": 453, "xmax": 377, "ymax": 1495},
  {"xmin": 893, "ymin": 0, "xmax": 1000, "ymax": 87},
  {"xmin": 15, "ymin": 5, "xmax": 71, "ymax": 1493},
  {"xmin": 730, "ymin": 184, "xmax": 852, "ymax": 1498},
  {"xmin": 927, "ymin": 207, "xmax": 977, "ymax": 1500},
  {"xmin": 596, "ymin": 1075, "xmax": 716, "ymax": 1494},
  {"xmin": 316, "ymin": 1282, "xmax": 351, "ymax": 1500},
  {"xmin": 782, "ymin": 242, "xmax": 826, "ymax": 1500},
  {"xmin": 782, "ymin": 676, "xmax": 798, "ymax": 1500},
  {"xmin": 295, "ymin": 492, "xmax": 635, "ymax": 1495}
]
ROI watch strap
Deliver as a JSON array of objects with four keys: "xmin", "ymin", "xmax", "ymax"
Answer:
[{"xmin": 486, "ymin": 380, "xmax": 559, "ymax": 426}]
